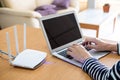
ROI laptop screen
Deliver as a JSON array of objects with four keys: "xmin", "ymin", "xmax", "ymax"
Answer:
[{"xmin": 42, "ymin": 13, "xmax": 82, "ymax": 49}]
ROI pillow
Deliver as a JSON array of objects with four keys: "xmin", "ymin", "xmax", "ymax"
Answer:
[
  {"xmin": 52, "ymin": 0, "xmax": 70, "ymax": 8},
  {"xmin": 34, "ymin": 4, "xmax": 56, "ymax": 11},
  {"xmin": 35, "ymin": 9, "xmax": 57, "ymax": 16}
]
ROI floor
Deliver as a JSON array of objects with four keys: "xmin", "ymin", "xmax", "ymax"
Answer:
[{"xmin": 81, "ymin": 16, "xmax": 120, "ymax": 41}]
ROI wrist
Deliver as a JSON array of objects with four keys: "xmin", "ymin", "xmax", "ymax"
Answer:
[
  {"xmin": 81, "ymin": 57, "xmax": 95, "ymax": 68},
  {"xmin": 105, "ymin": 43, "xmax": 117, "ymax": 51},
  {"xmin": 80, "ymin": 52, "xmax": 92, "ymax": 64}
]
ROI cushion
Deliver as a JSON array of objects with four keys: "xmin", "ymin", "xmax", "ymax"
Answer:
[
  {"xmin": 34, "ymin": 4, "xmax": 56, "ymax": 11},
  {"xmin": 52, "ymin": 0, "xmax": 70, "ymax": 8},
  {"xmin": 36, "ymin": 0, "xmax": 54, "ymax": 7},
  {"xmin": 2, "ymin": 0, "xmax": 36, "ymax": 10},
  {"xmin": 35, "ymin": 9, "xmax": 56, "ymax": 16}
]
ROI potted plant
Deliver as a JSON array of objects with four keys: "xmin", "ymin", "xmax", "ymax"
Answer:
[{"xmin": 103, "ymin": 3, "xmax": 110, "ymax": 13}]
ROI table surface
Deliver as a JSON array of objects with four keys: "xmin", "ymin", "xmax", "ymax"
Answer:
[
  {"xmin": 78, "ymin": 9, "xmax": 117, "ymax": 25},
  {"xmin": 0, "ymin": 25, "xmax": 120, "ymax": 80}
]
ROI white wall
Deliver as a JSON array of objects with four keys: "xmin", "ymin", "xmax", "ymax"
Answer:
[{"xmin": 87, "ymin": 0, "xmax": 96, "ymax": 8}]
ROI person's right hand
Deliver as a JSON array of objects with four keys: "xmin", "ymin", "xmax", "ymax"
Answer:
[
  {"xmin": 67, "ymin": 44, "xmax": 92, "ymax": 64},
  {"xmin": 82, "ymin": 37, "xmax": 117, "ymax": 52}
]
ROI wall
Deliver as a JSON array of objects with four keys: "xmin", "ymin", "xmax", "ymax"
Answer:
[
  {"xmin": 79, "ymin": 0, "xmax": 87, "ymax": 11},
  {"xmin": 96, "ymin": 0, "xmax": 120, "ymax": 14}
]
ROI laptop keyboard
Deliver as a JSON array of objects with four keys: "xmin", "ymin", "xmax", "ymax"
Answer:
[
  {"xmin": 84, "ymin": 47, "xmax": 91, "ymax": 51},
  {"xmin": 58, "ymin": 50, "xmax": 73, "ymax": 59}
]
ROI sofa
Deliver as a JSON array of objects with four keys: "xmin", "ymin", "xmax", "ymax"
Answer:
[{"xmin": 0, "ymin": 0, "xmax": 80, "ymax": 29}]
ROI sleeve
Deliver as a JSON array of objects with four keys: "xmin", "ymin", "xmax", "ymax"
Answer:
[{"xmin": 82, "ymin": 58, "xmax": 120, "ymax": 80}]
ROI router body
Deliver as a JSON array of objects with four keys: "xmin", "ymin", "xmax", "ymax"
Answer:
[
  {"xmin": 12, "ymin": 49, "xmax": 47, "ymax": 69},
  {"xmin": 6, "ymin": 24, "xmax": 47, "ymax": 69}
]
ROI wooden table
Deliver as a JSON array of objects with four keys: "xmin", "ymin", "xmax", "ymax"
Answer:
[
  {"xmin": 78, "ymin": 9, "xmax": 117, "ymax": 37},
  {"xmin": 0, "ymin": 25, "xmax": 120, "ymax": 80}
]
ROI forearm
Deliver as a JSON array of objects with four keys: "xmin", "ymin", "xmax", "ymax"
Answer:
[
  {"xmin": 82, "ymin": 58, "xmax": 120, "ymax": 80},
  {"xmin": 82, "ymin": 58, "xmax": 109, "ymax": 80},
  {"xmin": 105, "ymin": 43, "xmax": 117, "ymax": 52},
  {"xmin": 108, "ymin": 61, "xmax": 120, "ymax": 80},
  {"xmin": 108, "ymin": 42, "xmax": 120, "ymax": 55}
]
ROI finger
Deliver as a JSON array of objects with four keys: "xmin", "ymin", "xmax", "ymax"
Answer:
[
  {"xmin": 82, "ymin": 42, "xmax": 89, "ymax": 47},
  {"xmin": 67, "ymin": 50, "xmax": 73, "ymax": 56},
  {"xmin": 86, "ymin": 44, "xmax": 96, "ymax": 49},
  {"xmin": 73, "ymin": 44, "xmax": 79, "ymax": 46},
  {"xmin": 84, "ymin": 37, "xmax": 97, "ymax": 43},
  {"xmin": 67, "ymin": 46, "xmax": 75, "ymax": 52},
  {"xmin": 82, "ymin": 41, "xmax": 92, "ymax": 46},
  {"xmin": 67, "ymin": 47, "xmax": 72, "ymax": 52}
]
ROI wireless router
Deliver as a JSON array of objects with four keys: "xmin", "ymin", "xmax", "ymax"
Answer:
[{"xmin": 6, "ymin": 24, "xmax": 47, "ymax": 69}]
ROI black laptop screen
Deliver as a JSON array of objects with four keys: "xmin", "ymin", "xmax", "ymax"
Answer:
[{"xmin": 42, "ymin": 13, "xmax": 82, "ymax": 49}]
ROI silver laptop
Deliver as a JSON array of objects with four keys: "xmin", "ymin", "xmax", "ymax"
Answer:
[{"xmin": 39, "ymin": 11, "xmax": 109, "ymax": 67}]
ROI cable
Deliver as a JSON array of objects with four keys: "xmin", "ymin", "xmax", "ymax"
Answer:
[{"xmin": 0, "ymin": 50, "xmax": 15, "ymax": 58}]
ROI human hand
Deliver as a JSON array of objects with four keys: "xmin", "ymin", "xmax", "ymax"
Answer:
[
  {"xmin": 67, "ymin": 44, "xmax": 92, "ymax": 64},
  {"xmin": 82, "ymin": 37, "xmax": 117, "ymax": 52}
]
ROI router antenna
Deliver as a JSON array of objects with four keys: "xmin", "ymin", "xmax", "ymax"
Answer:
[
  {"xmin": 6, "ymin": 32, "xmax": 12, "ymax": 64},
  {"xmin": 14, "ymin": 26, "xmax": 19, "ymax": 55},
  {"xmin": 23, "ymin": 23, "xmax": 26, "ymax": 50}
]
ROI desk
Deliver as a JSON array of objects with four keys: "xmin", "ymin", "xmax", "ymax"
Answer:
[
  {"xmin": 0, "ymin": 25, "xmax": 120, "ymax": 80},
  {"xmin": 78, "ymin": 9, "xmax": 117, "ymax": 37}
]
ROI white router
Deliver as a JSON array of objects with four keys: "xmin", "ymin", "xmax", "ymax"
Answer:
[{"xmin": 6, "ymin": 24, "xmax": 47, "ymax": 69}]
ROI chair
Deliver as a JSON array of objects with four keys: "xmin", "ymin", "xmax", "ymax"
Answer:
[{"xmin": 0, "ymin": 0, "xmax": 80, "ymax": 29}]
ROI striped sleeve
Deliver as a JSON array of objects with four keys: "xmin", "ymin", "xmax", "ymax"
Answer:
[{"xmin": 82, "ymin": 58, "xmax": 120, "ymax": 80}]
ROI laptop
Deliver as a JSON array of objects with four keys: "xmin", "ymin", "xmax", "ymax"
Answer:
[{"xmin": 39, "ymin": 11, "xmax": 109, "ymax": 67}]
